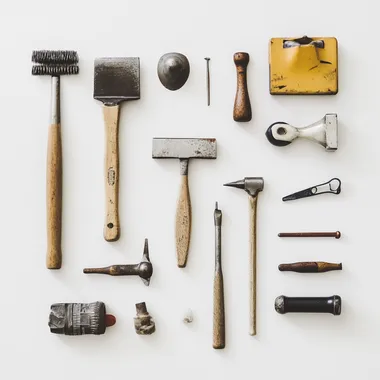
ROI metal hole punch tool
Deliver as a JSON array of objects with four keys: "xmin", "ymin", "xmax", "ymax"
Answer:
[
  {"xmin": 265, "ymin": 113, "xmax": 338, "ymax": 151},
  {"xmin": 282, "ymin": 178, "xmax": 341, "ymax": 201}
]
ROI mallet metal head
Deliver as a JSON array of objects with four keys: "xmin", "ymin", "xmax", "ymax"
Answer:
[{"xmin": 224, "ymin": 177, "xmax": 264, "ymax": 198}]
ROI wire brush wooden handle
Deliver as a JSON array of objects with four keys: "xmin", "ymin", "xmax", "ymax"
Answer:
[{"xmin": 46, "ymin": 123, "xmax": 62, "ymax": 269}]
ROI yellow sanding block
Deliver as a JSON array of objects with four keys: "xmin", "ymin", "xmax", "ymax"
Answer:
[{"xmin": 269, "ymin": 35, "xmax": 338, "ymax": 95}]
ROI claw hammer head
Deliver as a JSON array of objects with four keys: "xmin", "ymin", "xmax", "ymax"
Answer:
[{"xmin": 224, "ymin": 177, "xmax": 264, "ymax": 198}]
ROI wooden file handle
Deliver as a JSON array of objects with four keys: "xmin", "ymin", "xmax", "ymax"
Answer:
[
  {"xmin": 249, "ymin": 195, "xmax": 258, "ymax": 335},
  {"xmin": 213, "ymin": 268, "xmax": 225, "ymax": 349},
  {"xmin": 46, "ymin": 123, "xmax": 62, "ymax": 269},
  {"xmin": 233, "ymin": 52, "xmax": 252, "ymax": 122},
  {"xmin": 279, "ymin": 262, "xmax": 342, "ymax": 273},
  {"xmin": 103, "ymin": 105, "xmax": 120, "ymax": 242},
  {"xmin": 176, "ymin": 159, "xmax": 191, "ymax": 267}
]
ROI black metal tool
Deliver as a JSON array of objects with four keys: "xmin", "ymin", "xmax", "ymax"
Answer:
[
  {"xmin": 83, "ymin": 239, "xmax": 153, "ymax": 285},
  {"xmin": 282, "ymin": 178, "xmax": 341, "ymax": 201},
  {"xmin": 275, "ymin": 295, "xmax": 341, "ymax": 315},
  {"xmin": 49, "ymin": 301, "xmax": 116, "ymax": 335},
  {"xmin": 32, "ymin": 50, "xmax": 79, "ymax": 270}
]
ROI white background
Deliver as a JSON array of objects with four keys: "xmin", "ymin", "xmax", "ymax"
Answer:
[{"xmin": 1, "ymin": 0, "xmax": 377, "ymax": 379}]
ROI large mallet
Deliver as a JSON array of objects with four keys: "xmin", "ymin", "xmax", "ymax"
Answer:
[
  {"xmin": 224, "ymin": 177, "xmax": 264, "ymax": 336},
  {"xmin": 153, "ymin": 138, "xmax": 217, "ymax": 267}
]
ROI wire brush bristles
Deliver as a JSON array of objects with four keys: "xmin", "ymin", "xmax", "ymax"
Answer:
[
  {"xmin": 32, "ymin": 50, "xmax": 78, "ymax": 65},
  {"xmin": 32, "ymin": 65, "xmax": 79, "ymax": 76}
]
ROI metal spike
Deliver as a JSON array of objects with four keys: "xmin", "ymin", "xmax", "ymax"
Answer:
[
  {"xmin": 223, "ymin": 180, "xmax": 245, "ymax": 189},
  {"xmin": 143, "ymin": 238, "xmax": 149, "ymax": 261}
]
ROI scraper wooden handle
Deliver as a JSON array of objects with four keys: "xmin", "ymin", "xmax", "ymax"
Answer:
[
  {"xmin": 233, "ymin": 52, "xmax": 252, "ymax": 122},
  {"xmin": 176, "ymin": 159, "xmax": 191, "ymax": 267},
  {"xmin": 103, "ymin": 105, "xmax": 120, "ymax": 242},
  {"xmin": 46, "ymin": 123, "xmax": 62, "ymax": 269}
]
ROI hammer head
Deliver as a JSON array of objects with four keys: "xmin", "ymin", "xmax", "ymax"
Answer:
[
  {"xmin": 138, "ymin": 238, "xmax": 153, "ymax": 286},
  {"xmin": 152, "ymin": 138, "xmax": 217, "ymax": 160},
  {"xmin": 224, "ymin": 177, "xmax": 264, "ymax": 198}
]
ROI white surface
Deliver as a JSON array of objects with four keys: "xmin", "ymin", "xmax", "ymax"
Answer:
[{"xmin": 1, "ymin": 0, "xmax": 376, "ymax": 379}]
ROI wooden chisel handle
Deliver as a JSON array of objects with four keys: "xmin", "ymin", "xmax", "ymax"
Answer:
[
  {"xmin": 176, "ymin": 159, "xmax": 191, "ymax": 267},
  {"xmin": 103, "ymin": 105, "xmax": 120, "ymax": 242},
  {"xmin": 46, "ymin": 123, "xmax": 62, "ymax": 269},
  {"xmin": 213, "ymin": 206, "xmax": 225, "ymax": 349},
  {"xmin": 233, "ymin": 52, "xmax": 252, "ymax": 122},
  {"xmin": 279, "ymin": 262, "xmax": 342, "ymax": 273},
  {"xmin": 213, "ymin": 269, "xmax": 225, "ymax": 348}
]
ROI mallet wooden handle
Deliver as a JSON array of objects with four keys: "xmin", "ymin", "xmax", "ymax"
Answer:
[
  {"xmin": 233, "ymin": 52, "xmax": 252, "ymax": 122},
  {"xmin": 46, "ymin": 123, "xmax": 62, "ymax": 269},
  {"xmin": 176, "ymin": 159, "xmax": 191, "ymax": 267},
  {"xmin": 249, "ymin": 195, "xmax": 258, "ymax": 335},
  {"xmin": 103, "ymin": 105, "xmax": 120, "ymax": 242}
]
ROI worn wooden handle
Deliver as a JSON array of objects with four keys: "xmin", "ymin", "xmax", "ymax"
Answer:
[
  {"xmin": 249, "ymin": 195, "xmax": 258, "ymax": 335},
  {"xmin": 175, "ymin": 175, "xmax": 191, "ymax": 267},
  {"xmin": 233, "ymin": 52, "xmax": 252, "ymax": 122},
  {"xmin": 279, "ymin": 262, "xmax": 342, "ymax": 273},
  {"xmin": 213, "ymin": 270, "xmax": 225, "ymax": 349},
  {"xmin": 46, "ymin": 123, "xmax": 62, "ymax": 269},
  {"xmin": 103, "ymin": 105, "xmax": 120, "ymax": 242}
]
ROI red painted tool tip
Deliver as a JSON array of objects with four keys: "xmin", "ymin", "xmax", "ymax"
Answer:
[{"xmin": 105, "ymin": 314, "xmax": 116, "ymax": 327}]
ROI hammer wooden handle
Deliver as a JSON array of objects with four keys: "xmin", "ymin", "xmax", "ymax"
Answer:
[
  {"xmin": 103, "ymin": 105, "xmax": 120, "ymax": 242},
  {"xmin": 249, "ymin": 195, "xmax": 258, "ymax": 336},
  {"xmin": 176, "ymin": 173, "xmax": 191, "ymax": 267},
  {"xmin": 46, "ymin": 123, "xmax": 62, "ymax": 269},
  {"xmin": 233, "ymin": 52, "xmax": 252, "ymax": 122}
]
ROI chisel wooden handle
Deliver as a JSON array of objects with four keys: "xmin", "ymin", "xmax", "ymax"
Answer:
[
  {"xmin": 233, "ymin": 52, "xmax": 252, "ymax": 122},
  {"xmin": 176, "ymin": 159, "xmax": 191, "ymax": 267},
  {"xmin": 213, "ymin": 269, "xmax": 225, "ymax": 348},
  {"xmin": 275, "ymin": 295, "xmax": 342, "ymax": 315},
  {"xmin": 46, "ymin": 123, "xmax": 62, "ymax": 269},
  {"xmin": 213, "ymin": 206, "xmax": 225, "ymax": 349},
  {"xmin": 279, "ymin": 262, "xmax": 342, "ymax": 273},
  {"xmin": 103, "ymin": 105, "xmax": 120, "ymax": 242}
]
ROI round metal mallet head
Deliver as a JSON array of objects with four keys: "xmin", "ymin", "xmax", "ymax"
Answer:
[{"xmin": 157, "ymin": 52, "xmax": 190, "ymax": 91}]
